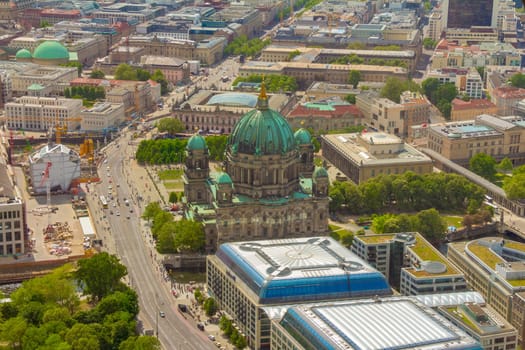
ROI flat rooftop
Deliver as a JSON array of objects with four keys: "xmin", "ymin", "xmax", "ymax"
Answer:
[
  {"xmin": 322, "ymin": 133, "xmax": 432, "ymax": 166},
  {"xmin": 273, "ymin": 297, "xmax": 481, "ymax": 350},
  {"xmin": 215, "ymin": 237, "xmax": 391, "ymax": 302}
]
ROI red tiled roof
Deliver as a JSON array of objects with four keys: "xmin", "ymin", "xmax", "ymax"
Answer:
[
  {"xmin": 41, "ymin": 9, "xmax": 81, "ymax": 16},
  {"xmin": 451, "ymin": 98, "xmax": 496, "ymax": 110},
  {"xmin": 287, "ymin": 103, "xmax": 363, "ymax": 119},
  {"xmin": 493, "ymin": 86, "xmax": 525, "ymax": 98}
]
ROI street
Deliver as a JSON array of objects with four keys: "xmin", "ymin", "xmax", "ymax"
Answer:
[{"xmin": 85, "ymin": 131, "xmax": 216, "ymax": 350}]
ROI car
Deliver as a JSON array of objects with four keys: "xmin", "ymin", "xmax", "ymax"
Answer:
[
  {"xmin": 109, "ymin": 210, "xmax": 113, "ymax": 215},
  {"xmin": 112, "ymin": 203, "xmax": 117, "ymax": 208},
  {"xmin": 208, "ymin": 335, "xmax": 216, "ymax": 341},
  {"xmin": 178, "ymin": 304, "xmax": 187, "ymax": 312},
  {"xmin": 197, "ymin": 323, "xmax": 205, "ymax": 331},
  {"xmin": 126, "ymin": 215, "xmax": 130, "ymax": 219},
  {"xmin": 129, "ymin": 208, "xmax": 133, "ymax": 213},
  {"xmin": 116, "ymin": 211, "xmax": 120, "ymax": 216},
  {"xmin": 214, "ymin": 342, "xmax": 221, "ymax": 348},
  {"xmin": 103, "ymin": 159, "xmax": 108, "ymax": 164},
  {"xmin": 159, "ymin": 311, "xmax": 165, "ymax": 318}
]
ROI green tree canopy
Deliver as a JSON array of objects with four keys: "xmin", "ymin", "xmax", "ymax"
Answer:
[
  {"xmin": 380, "ymin": 77, "xmax": 421, "ymax": 103},
  {"xmin": 76, "ymin": 253, "xmax": 127, "ymax": 301},
  {"xmin": 232, "ymin": 74, "xmax": 298, "ymax": 93},
  {"xmin": 497, "ymin": 157, "xmax": 513, "ymax": 172},
  {"xmin": 224, "ymin": 35, "xmax": 271, "ymax": 57},
  {"xmin": 503, "ymin": 165, "xmax": 525, "ymax": 199},
  {"xmin": 348, "ymin": 70, "xmax": 361, "ymax": 88},
  {"xmin": 510, "ymin": 73, "xmax": 525, "ymax": 88},
  {"xmin": 470, "ymin": 153, "xmax": 497, "ymax": 182},
  {"xmin": 89, "ymin": 70, "xmax": 105, "ymax": 79},
  {"xmin": 157, "ymin": 118, "xmax": 185, "ymax": 135}
]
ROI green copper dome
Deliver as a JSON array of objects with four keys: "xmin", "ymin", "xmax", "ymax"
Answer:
[
  {"xmin": 15, "ymin": 49, "xmax": 32, "ymax": 59},
  {"xmin": 33, "ymin": 41, "xmax": 69, "ymax": 60},
  {"xmin": 228, "ymin": 87, "xmax": 296, "ymax": 156},
  {"xmin": 313, "ymin": 166, "xmax": 328, "ymax": 179},
  {"xmin": 294, "ymin": 128, "xmax": 312, "ymax": 145},
  {"xmin": 186, "ymin": 134, "xmax": 207, "ymax": 151},
  {"xmin": 216, "ymin": 172, "xmax": 233, "ymax": 185}
]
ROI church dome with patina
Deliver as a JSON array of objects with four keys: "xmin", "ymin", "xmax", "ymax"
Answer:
[
  {"xmin": 33, "ymin": 41, "xmax": 69, "ymax": 61},
  {"xmin": 227, "ymin": 84, "xmax": 296, "ymax": 156},
  {"xmin": 15, "ymin": 49, "xmax": 32, "ymax": 60}
]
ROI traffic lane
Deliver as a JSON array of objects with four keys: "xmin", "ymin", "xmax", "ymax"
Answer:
[{"xmin": 105, "ymin": 139, "xmax": 215, "ymax": 350}]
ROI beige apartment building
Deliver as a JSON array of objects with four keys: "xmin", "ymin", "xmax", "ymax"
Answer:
[
  {"xmin": 492, "ymin": 87, "xmax": 525, "ymax": 116},
  {"xmin": 356, "ymin": 91, "xmax": 431, "ymax": 137},
  {"xmin": 451, "ymin": 99, "xmax": 498, "ymax": 122},
  {"xmin": 427, "ymin": 114, "xmax": 525, "ymax": 166},
  {"xmin": 80, "ymin": 102, "xmax": 125, "ymax": 132},
  {"xmin": 321, "ymin": 132, "xmax": 433, "ymax": 184}
]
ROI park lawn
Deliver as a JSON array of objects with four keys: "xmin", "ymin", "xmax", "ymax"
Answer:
[
  {"xmin": 158, "ymin": 169, "xmax": 184, "ymax": 180},
  {"xmin": 163, "ymin": 181, "xmax": 183, "ymax": 190},
  {"xmin": 443, "ymin": 215, "xmax": 463, "ymax": 228}
]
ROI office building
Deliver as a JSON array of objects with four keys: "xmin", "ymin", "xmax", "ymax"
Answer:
[
  {"xmin": 426, "ymin": 114, "xmax": 525, "ymax": 166},
  {"xmin": 207, "ymin": 236, "xmax": 392, "ymax": 349},
  {"xmin": 321, "ymin": 132, "xmax": 433, "ymax": 184},
  {"xmin": 351, "ymin": 232, "xmax": 467, "ymax": 294},
  {"xmin": 0, "ymin": 163, "xmax": 26, "ymax": 256},
  {"xmin": 269, "ymin": 296, "xmax": 483, "ymax": 350},
  {"xmin": 80, "ymin": 103, "xmax": 125, "ymax": 132},
  {"xmin": 5, "ymin": 96, "xmax": 82, "ymax": 131},
  {"xmin": 448, "ymin": 237, "xmax": 525, "ymax": 343},
  {"xmin": 444, "ymin": 0, "xmax": 499, "ymax": 29},
  {"xmin": 451, "ymin": 99, "xmax": 498, "ymax": 122}
]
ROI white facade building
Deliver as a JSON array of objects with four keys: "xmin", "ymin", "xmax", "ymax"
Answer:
[
  {"xmin": 80, "ymin": 102, "xmax": 125, "ymax": 132},
  {"xmin": 6, "ymin": 96, "xmax": 82, "ymax": 131},
  {"xmin": 0, "ymin": 164, "xmax": 25, "ymax": 256}
]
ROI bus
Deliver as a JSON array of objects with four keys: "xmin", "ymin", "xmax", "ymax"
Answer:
[{"xmin": 100, "ymin": 195, "xmax": 108, "ymax": 209}]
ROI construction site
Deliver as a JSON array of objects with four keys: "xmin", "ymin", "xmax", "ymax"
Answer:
[{"xmin": 0, "ymin": 124, "xmax": 107, "ymax": 283}]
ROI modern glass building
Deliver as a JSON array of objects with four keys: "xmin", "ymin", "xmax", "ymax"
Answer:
[
  {"xmin": 446, "ymin": 0, "xmax": 497, "ymax": 28},
  {"xmin": 207, "ymin": 237, "xmax": 391, "ymax": 350}
]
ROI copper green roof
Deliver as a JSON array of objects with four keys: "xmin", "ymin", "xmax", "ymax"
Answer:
[
  {"xmin": 228, "ymin": 95, "xmax": 296, "ymax": 156},
  {"xmin": 27, "ymin": 84, "xmax": 44, "ymax": 91},
  {"xmin": 294, "ymin": 128, "xmax": 312, "ymax": 145},
  {"xmin": 33, "ymin": 41, "xmax": 69, "ymax": 60},
  {"xmin": 186, "ymin": 134, "xmax": 207, "ymax": 151},
  {"xmin": 313, "ymin": 166, "xmax": 328, "ymax": 178},
  {"xmin": 15, "ymin": 49, "xmax": 32, "ymax": 59},
  {"xmin": 216, "ymin": 172, "xmax": 233, "ymax": 185}
]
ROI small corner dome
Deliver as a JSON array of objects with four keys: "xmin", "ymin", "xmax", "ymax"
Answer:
[
  {"xmin": 15, "ymin": 49, "xmax": 32, "ymax": 59},
  {"xmin": 294, "ymin": 128, "xmax": 312, "ymax": 145},
  {"xmin": 186, "ymin": 134, "xmax": 207, "ymax": 151},
  {"xmin": 313, "ymin": 166, "xmax": 328, "ymax": 179},
  {"xmin": 216, "ymin": 172, "xmax": 233, "ymax": 185},
  {"xmin": 33, "ymin": 41, "xmax": 69, "ymax": 60}
]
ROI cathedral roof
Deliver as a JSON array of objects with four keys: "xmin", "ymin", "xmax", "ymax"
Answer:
[
  {"xmin": 294, "ymin": 128, "xmax": 312, "ymax": 145},
  {"xmin": 216, "ymin": 172, "xmax": 233, "ymax": 185},
  {"xmin": 186, "ymin": 134, "xmax": 207, "ymax": 151},
  {"xmin": 313, "ymin": 166, "xmax": 328, "ymax": 179},
  {"xmin": 33, "ymin": 41, "xmax": 69, "ymax": 60},
  {"xmin": 227, "ymin": 83, "xmax": 296, "ymax": 156}
]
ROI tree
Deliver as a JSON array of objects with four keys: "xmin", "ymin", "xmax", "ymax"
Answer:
[
  {"xmin": 151, "ymin": 69, "xmax": 169, "ymax": 95},
  {"xmin": 497, "ymin": 157, "xmax": 513, "ymax": 172},
  {"xmin": 203, "ymin": 298, "xmax": 218, "ymax": 316},
  {"xmin": 169, "ymin": 192, "xmax": 178, "ymax": 203},
  {"xmin": 205, "ymin": 135, "xmax": 228, "ymax": 161},
  {"xmin": 348, "ymin": 70, "xmax": 361, "ymax": 89},
  {"xmin": 380, "ymin": 77, "xmax": 420, "ymax": 103},
  {"xmin": 157, "ymin": 118, "xmax": 184, "ymax": 135},
  {"xmin": 115, "ymin": 64, "xmax": 138, "ymax": 81},
  {"xmin": 470, "ymin": 153, "xmax": 497, "ymax": 182},
  {"xmin": 503, "ymin": 166, "xmax": 525, "ymax": 199},
  {"xmin": 60, "ymin": 62, "xmax": 83, "ymax": 76},
  {"xmin": 142, "ymin": 202, "xmax": 162, "ymax": 221},
  {"xmin": 0, "ymin": 317, "xmax": 28, "ymax": 348},
  {"xmin": 344, "ymin": 94, "xmax": 356, "ymax": 104},
  {"xmin": 347, "ymin": 42, "xmax": 366, "ymax": 50},
  {"xmin": 76, "ymin": 253, "xmax": 127, "ymax": 301},
  {"xmin": 415, "ymin": 208, "xmax": 446, "ymax": 244},
  {"xmin": 90, "ymin": 70, "xmax": 105, "ymax": 79},
  {"xmin": 423, "ymin": 38, "xmax": 436, "ymax": 49},
  {"xmin": 510, "ymin": 73, "xmax": 525, "ymax": 88},
  {"xmin": 288, "ymin": 50, "xmax": 301, "ymax": 61},
  {"xmin": 119, "ymin": 336, "xmax": 161, "ymax": 350}
]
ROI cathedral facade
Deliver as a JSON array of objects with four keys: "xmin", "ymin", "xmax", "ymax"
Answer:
[{"xmin": 183, "ymin": 86, "xmax": 329, "ymax": 252}]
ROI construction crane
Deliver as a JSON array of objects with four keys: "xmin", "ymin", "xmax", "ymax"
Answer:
[
  {"xmin": 54, "ymin": 116, "xmax": 83, "ymax": 144},
  {"xmin": 39, "ymin": 161, "xmax": 52, "ymax": 227}
]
